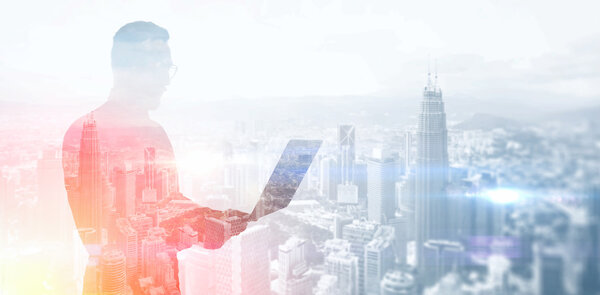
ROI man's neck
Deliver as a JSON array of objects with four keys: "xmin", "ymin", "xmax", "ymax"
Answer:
[{"xmin": 107, "ymin": 88, "xmax": 151, "ymax": 118}]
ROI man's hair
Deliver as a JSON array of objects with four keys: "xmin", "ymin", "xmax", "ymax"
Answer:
[{"xmin": 111, "ymin": 21, "xmax": 170, "ymax": 69}]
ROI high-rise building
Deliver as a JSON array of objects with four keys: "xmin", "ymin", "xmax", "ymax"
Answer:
[
  {"xmin": 367, "ymin": 149, "xmax": 396, "ymax": 224},
  {"xmin": 100, "ymin": 249, "xmax": 127, "ymax": 295},
  {"xmin": 338, "ymin": 125, "xmax": 356, "ymax": 185},
  {"xmin": 395, "ymin": 176, "xmax": 415, "ymax": 212},
  {"xmin": 178, "ymin": 224, "xmax": 270, "ymax": 295},
  {"xmin": 155, "ymin": 252, "xmax": 176, "ymax": 288},
  {"xmin": 415, "ymin": 70, "xmax": 449, "ymax": 277},
  {"xmin": 353, "ymin": 160, "xmax": 368, "ymax": 204},
  {"xmin": 404, "ymin": 131, "xmax": 412, "ymax": 172},
  {"xmin": 204, "ymin": 214, "xmax": 246, "ymax": 249},
  {"xmin": 144, "ymin": 147, "xmax": 156, "ymax": 188},
  {"xmin": 320, "ymin": 156, "xmax": 338, "ymax": 200},
  {"xmin": 141, "ymin": 230, "xmax": 166, "ymax": 279},
  {"xmin": 177, "ymin": 245, "xmax": 216, "ymax": 294},
  {"xmin": 536, "ymin": 246, "xmax": 565, "ymax": 295},
  {"xmin": 142, "ymin": 147, "xmax": 158, "ymax": 204},
  {"xmin": 77, "ymin": 114, "xmax": 103, "ymax": 243},
  {"xmin": 155, "ymin": 168, "xmax": 169, "ymax": 201},
  {"xmin": 333, "ymin": 213, "xmax": 353, "ymax": 239},
  {"xmin": 277, "ymin": 237, "xmax": 311, "ymax": 295},
  {"xmin": 314, "ymin": 275, "xmax": 339, "ymax": 295},
  {"xmin": 129, "ymin": 214, "xmax": 153, "ymax": 277},
  {"xmin": 115, "ymin": 218, "xmax": 138, "ymax": 284},
  {"xmin": 337, "ymin": 183, "xmax": 359, "ymax": 204},
  {"xmin": 387, "ymin": 213, "xmax": 410, "ymax": 264},
  {"xmin": 235, "ymin": 224, "xmax": 275, "ymax": 295},
  {"xmin": 380, "ymin": 270, "xmax": 417, "ymax": 295},
  {"xmin": 115, "ymin": 169, "xmax": 136, "ymax": 217},
  {"xmin": 178, "ymin": 225, "xmax": 198, "ymax": 250},
  {"xmin": 364, "ymin": 226, "xmax": 395, "ymax": 295},
  {"xmin": 422, "ymin": 239, "xmax": 464, "ymax": 285},
  {"xmin": 325, "ymin": 250, "xmax": 359, "ymax": 295},
  {"xmin": 342, "ymin": 220, "xmax": 378, "ymax": 295}
]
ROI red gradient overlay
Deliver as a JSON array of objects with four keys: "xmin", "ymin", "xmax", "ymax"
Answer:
[{"xmin": 62, "ymin": 102, "xmax": 254, "ymax": 294}]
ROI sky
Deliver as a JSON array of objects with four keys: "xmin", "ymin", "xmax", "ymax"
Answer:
[{"xmin": 1, "ymin": 0, "xmax": 599, "ymax": 111}]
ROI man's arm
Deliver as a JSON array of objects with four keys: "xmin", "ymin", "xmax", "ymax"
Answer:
[{"xmin": 202, "ymin": 140, "xmax": 322, "ymax": 249}]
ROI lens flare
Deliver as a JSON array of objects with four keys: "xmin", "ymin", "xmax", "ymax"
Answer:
[{"xmin": 485, "ymin": 188, "xmax": 520, "ymax": 204}]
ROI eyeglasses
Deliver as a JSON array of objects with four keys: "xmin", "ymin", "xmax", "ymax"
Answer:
[{"xmin": 169, "ymin": 65, "xmax": 178, "ymax": 81}]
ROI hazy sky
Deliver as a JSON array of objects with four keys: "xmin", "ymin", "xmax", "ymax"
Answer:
[{"xmin": 1, "ymin": 0, "xmax": 599, "ymax": 110}]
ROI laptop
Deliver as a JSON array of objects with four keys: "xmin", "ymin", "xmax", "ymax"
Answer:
[{"xmin": 249, "ymin": 139, "xmax": 322, "ymax": 221}]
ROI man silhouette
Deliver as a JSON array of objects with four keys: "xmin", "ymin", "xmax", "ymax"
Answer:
[{"xmin": 62, "ymin": 21, "xmax": 318, "ymax": 295}]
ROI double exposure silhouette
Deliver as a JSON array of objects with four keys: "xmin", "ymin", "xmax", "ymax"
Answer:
[{"xmin": 62, "ymin": 21, "xmax": 320, "ymax": 294}]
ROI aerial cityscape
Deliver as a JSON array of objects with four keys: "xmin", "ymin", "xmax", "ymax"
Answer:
[
  {"xmin": 1, "ymin": 1, "xmax": 600, "ymax": 294},
  {"xmin": 1, "ymin": 67, "xmax": 599, "ymax": 294}
]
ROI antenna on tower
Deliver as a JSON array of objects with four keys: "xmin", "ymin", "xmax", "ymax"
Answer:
[
  {"xmin": 434, "ymin": 58, "xmax": 438, "ymax": 86},
  {"xmin": 427, "ymin": 55, "xmax": 432, "ymax": 85}
]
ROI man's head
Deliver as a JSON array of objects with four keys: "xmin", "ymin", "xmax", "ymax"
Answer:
[{"xmin": 111, "ymin": 21, "xmax": 174, "ymax": 110}]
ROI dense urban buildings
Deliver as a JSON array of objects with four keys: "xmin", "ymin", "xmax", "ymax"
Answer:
[{"xmin": 1, "ymin": 67, "xmax": 598, "ymax": 295}]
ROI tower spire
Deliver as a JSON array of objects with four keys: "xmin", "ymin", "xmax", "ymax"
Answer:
[
  {"xmin": 427, "ymin": 56, "xmax": 432, "ymax": 86},
  {"xmin": 434, "ymin": 59, "xmax": 438, "ymax": 87}
]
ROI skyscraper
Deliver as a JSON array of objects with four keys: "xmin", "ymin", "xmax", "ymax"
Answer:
[
  {"xmin": 338, "ymin": 124, "xmax": 355, "ymax": 184},
  {"xmin": 100, "ymin": 249, "xmax": 127, "ymax": 295},
  {"xmin": 415, "ymin": 70, "xmax": 449, "ymax": 276},
  {"xmin": 129, "ymin": 214, "xmax": 153, "ymax": 277},
  {"xmin": 337, "ymin": 183, "xmax": 359, "ymax": 204},
  {"xmin": 333, "ymin": 213, "xmax": 353, "ymax": 239},
  {"xmin": 325, "ymin": 250, "xmax": 359, "ymax": 295},
  {"xmin": 77, "ymin": 114, "xmax": 103, "ymax": 243},
  {"xmin": 353, "ymin": 160, "xmax": 368, "ymax": 204},
  {"xmin": 364, "ymin": 226, "xmax": 395, "ymax": 295},
  {"xmin": 404, "ymin": 131, "xmax": 412, "ymax": 172},
  {"xmin": 115, "ymin": 218, "xmax": 138, "ymax": 284},
  {"xmin": 320, "ymin": 156, "xmax": 338, "ymax": 200},
  {"xmin": 387, "ymin": 213, "xmax": 410, "ymax": 264},
  {"xmin": 367, "ymin": 148, "xmax": 396, "ymax": 224},
  {"xmin": 178, "ymin": 224, "xmax": 270, "ymax": 295},
  {"xmin": 277, "ymin": 237, "xmax": 311, "ymax": 295},
  {"xmin": 142, "ymin": 147, "xmax": 158, "ymax": 204},
  {"xmin": 141, "ymin": 232, "xmax": 166, "ymax": 280},
  {"xmin": 422, "ymin": 239, "xmax": 464, "ymax": 285},
  {"xmin": 115, "ymin": 169, "xmax": 136, "ymax": 217},
  {"xmin": 537, "ymin": 246, "xmax": 565, "ymax": 295},
  {"xmin": 342, "ymin": 220, "xmax": 378, "ymax": 295},
  {"xmin": 144, "ymin": 147, "xmax": 156, "ymax": 189}
]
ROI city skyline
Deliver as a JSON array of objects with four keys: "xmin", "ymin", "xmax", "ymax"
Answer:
[{"xmin": 1, "ymin": 3, "xmax": 599, "ymax": 293}]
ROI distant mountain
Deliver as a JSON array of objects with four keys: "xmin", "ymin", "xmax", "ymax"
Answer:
[
  {"xmin": 453, "ymin": 113, "xmax": 521, "ymax": 131},
  {"xmin": 159, "ymin": 95, "xmax": 422, "ymax": 126},
  {"xmin": 538, "ymin": 104, "xmax": 600, "ymax": 124}
]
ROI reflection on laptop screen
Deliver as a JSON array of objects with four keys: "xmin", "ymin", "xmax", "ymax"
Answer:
[{"xmin": 250, "ymin": 140, "xmax": 322, "ymax": 220}]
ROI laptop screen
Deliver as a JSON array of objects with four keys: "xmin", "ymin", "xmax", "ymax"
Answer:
[{"xmin": 250, "ymin": 139, "xmax": 322, "ymax": 220}]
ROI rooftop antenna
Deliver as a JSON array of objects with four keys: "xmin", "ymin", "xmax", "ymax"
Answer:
[
  {"xmin": 434, "ymin": 58, "xmax": 438, "ymax": 87},
  {"xmin": 427, "ymin": 55, "xmax": 432, "ymax": 86}
]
